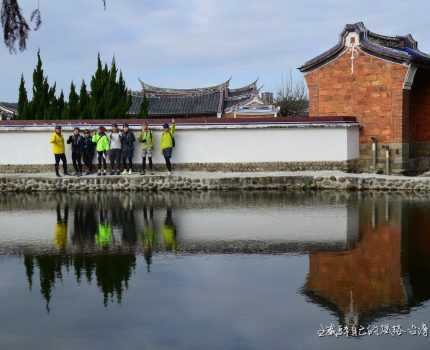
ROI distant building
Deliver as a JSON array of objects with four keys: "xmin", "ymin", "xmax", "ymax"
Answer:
[
  {"xmin": 299, "ymin": 22, "xmax": 430, "ymax": 173},
  {"xmin": 0, "ymin": 102, "xmax": 17, "ymax": 120},
  {"xmin": 129, "ymin": 79, "xmax": 278, "ymax": 119}
]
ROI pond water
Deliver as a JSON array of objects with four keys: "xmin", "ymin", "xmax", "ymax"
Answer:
[{"xmin": 0, "ymin": 191, "xmax": 429, "ymax": 349}]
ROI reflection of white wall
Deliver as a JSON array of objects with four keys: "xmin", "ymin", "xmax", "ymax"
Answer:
[
  {"xmin": 0, "ymin": 204, "xmax": 359, "ymax": 249},
  {"xmin": 0, "ymin": 211, "xmax": 56, "ymax": 245},
  {"xmin": 0, "ymin": 124, "xmax": 359, "ymax": 165},
  {"xmin": 176, "ymin": 206, "xmax": 357, "ymax": 243}
]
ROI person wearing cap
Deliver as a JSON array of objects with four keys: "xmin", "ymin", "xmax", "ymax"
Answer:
[
  {"xmin": 120, "ymin": 123, "xmax": 136, "ymax": 175},
  {"xmin": 92, "ymin": 126, "xmax": 110, "ymax": 176},
  {"xmin": 49, "ymin": 125, "xmax": 69, "ymax": 177},
  {"xmin": 82, "ymin": 129, "xmax": 95, "ymax": 174},
  {"xmin": 109, "ymin": 124, "xmax": 122, "ymax": 175},
  {"xmin": 160, "ymin": 119, "xmax": 176, "ymax": 175},
  {"xmin": 67, "ymin": 127, "xmax": 84, "ymax": 176},
  {"xmin": 138, "ymin": 121, "xmax": 154, "ymax": 175}
]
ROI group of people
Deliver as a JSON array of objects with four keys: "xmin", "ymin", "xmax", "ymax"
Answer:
[{"xmin": 49, "ymin": 120, "xmax": 176, "ymax": 177}]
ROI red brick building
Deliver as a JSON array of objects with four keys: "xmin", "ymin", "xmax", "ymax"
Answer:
[{"xmin": 299, "ymin": 22, "xmax": 430, "ymax": 173}]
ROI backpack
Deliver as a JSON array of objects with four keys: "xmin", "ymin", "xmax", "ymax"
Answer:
[{"xmin": 169, "ymin": 131, "xmax": 175, "ymax": 148}]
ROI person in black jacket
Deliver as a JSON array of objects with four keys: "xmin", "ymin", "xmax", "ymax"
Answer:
[
  {"xmin": 82, "ymin": 129, "xmax": 95, "ymax": 175},
  {"xmin": 67, "ymin": 127, "xmax": 84, "ymax": 176},
  {"xmin": 120, "ymin": 124, "xmax": 136, "ymax": 175}
]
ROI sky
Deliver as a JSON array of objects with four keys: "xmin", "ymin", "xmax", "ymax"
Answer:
[{"xmin": 1, "ymin": 0, "xmax": 430, "ymax": 101}]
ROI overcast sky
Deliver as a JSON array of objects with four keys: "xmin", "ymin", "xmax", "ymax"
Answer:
[{"xmin": 1, "ymin": 0, "xmax": 430, "ymax": 101}]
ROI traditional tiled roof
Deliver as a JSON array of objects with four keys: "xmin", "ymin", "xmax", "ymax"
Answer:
[
  {"xmin": 299, "ymin": 22, "xmax": 430, "ymax": 72},
  {"xmin": 129, "ymin": 92, "xmax": 223, "ymax": 116},
  {"xmin": 130, "ymin": 79, "xmax": 265, "ymax": 117},
  {"xmin": 139, "ymin": 79, "xmax": 231, "ymax": 96},
  {"xmin": 227, "ymin": 79, "xmax": 258, "ymax": 97}
]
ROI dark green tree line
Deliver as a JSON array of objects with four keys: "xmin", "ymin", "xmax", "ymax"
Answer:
[{"xmin": 17, "ymin": 51, "xmax": 132, "ymax": 120}]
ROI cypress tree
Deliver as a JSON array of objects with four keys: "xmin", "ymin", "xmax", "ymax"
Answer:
[
  {"xmin": 57, "ymin": 90, "xmax": 65, "ymax": 118},
  {"xmin": 30, "ymin": 50, "xmax": 47, "ymax": 119},
  {"xmin": 68, "ymin": 82, "xmax": 80, "ymax": 118},
  {"xmin": 46, "ymin": 83, "xmax": 58, "ymax": 119},
  {"xmin": 79, "ymin": 80, "xmax": 90, "ymax": 118},
  {"xmin": 17, "ymin": 74, "xmax": 28, "ymax": 119},
  {"xmin": 90, "ymin": 54, "xmax": 105, "ymax": 119}
]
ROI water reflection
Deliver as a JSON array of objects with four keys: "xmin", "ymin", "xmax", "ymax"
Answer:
[
  {"xmin": 303, "ymin": 196, "xmax": 430, "ymax": 328},
  {"xmin": 24, "ymin": 254, "xmax": 136, "ymax": 311},
  {"xmin": 0, "ymin": 191, "xmax": 429, "ymax": 323}
]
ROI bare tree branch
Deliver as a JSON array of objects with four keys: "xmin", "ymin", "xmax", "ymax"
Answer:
[
  {"xmin": 275, "ymin": 71, "xmax": 309, "ymax": 117},
  {"xmin": 1, "ymin": 0, "xmax": 106, "ymax": 52}
]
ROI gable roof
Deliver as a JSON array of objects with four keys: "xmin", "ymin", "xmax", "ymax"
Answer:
[{"xmin": 299, "ymin": 22, "xmax": 430, "ymax": 73}]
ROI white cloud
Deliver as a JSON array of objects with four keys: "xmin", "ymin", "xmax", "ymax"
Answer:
[{"xmin": 1, "ymin": 0, "xmax": 430, "ymax": 100}]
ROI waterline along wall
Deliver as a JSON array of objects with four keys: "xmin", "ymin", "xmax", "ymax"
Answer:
[{"xmin": 0, "ymin": 117, "xmax": 359, "ymax": 173}]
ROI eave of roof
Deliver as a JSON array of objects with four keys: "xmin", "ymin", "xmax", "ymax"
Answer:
[
  {"xmin": 298, "ymin": 22, "xmax": 430, "ymax": 73},
  {"xmin": 139, "ymin": 78, "xmax": 231, "ymax": 95}
]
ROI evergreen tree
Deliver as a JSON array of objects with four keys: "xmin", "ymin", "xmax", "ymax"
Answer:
[
  {"xmin": 90, "ymin": 54, "xmax": 106, "ymax": 119},
  {"xmin": 46, "ymin": 82, "xmax": 58, "ymax": 119},
  {"xmin": 139, "ymin": 94, "xmax": 149, "ymax": 118},
  {"xmin": 30, "ymin": 50, "xmax": 50, "ymax": 119},
  {"xmin": 57, "ymin": 90, "xmax": 65, "ymax": 117},
  {"xmin": 79, "ymin": 80, "xmax": 90, "ymax": 118},
  {"xmin": 89, "ymin": 54, "xmax": 131, "ymax": 119},
  {"xmin": 17, "ymin": 74, "xmax": 28, "ymax": 119},
  {"xmin": 67, "ymin": 82, "xmax": 80, "ymax": 118}
]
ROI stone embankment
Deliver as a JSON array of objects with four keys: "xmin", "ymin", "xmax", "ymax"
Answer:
[{"xmin": 1, "ymin": 171, "xmax": 430, "ymax": 192}]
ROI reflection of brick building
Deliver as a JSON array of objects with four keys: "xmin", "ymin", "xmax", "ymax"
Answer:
[
  {"xmin": 299, "ymin": 23, "xmax": 430, "ymax": 173},
  {"xmin": 303, "ymin": 198, "xmax": 430, "ymax": 326}
]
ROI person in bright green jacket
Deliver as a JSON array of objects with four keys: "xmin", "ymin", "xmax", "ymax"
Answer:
[
  {"xmin": 160, "ymin": 119, "xmax": 176, "ymax": 175},
  {"xmin": 92, "ymin": 126, "xmax": 110, "ymax": 176},
  {"xmin": 95, "ymin": 209, "xmax": 112, "ymax": 248}
]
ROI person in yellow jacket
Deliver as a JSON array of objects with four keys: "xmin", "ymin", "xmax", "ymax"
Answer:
[
  {"xmin": 160, "ymin": 119, "xmax": 176, "ymax": 175},
  {"xmin": 49, "ymin": 126, "xmax": 69, "ymax": 177},
  {"xmin": 162, "ymin": 207, "xmax": 177, "ymax": 252},
  {"xmin": 54, "ymin": 203, "xmax": 68, "ymax": 250}
]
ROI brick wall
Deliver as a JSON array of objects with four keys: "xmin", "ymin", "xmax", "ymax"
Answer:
[
  {"xmin": 411, "ymin": 69, "xmax": 430, "ymax": 144},
  {"xmin": 304, "ymin": 50, "xmax": 409, "ymax": 145}
]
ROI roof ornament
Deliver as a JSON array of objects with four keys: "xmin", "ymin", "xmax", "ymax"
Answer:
[{"xmin": 346, "ymin": 32, "xmax": 360, "ymax": 74}]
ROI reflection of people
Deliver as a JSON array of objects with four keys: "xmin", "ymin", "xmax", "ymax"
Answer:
[
  {"xmin": 72, "ymin": 201, "xmax": 97, "ymax": 248},
  {"xmin": 96, "ymin": 209, "xmax": 112, "ymax": 248},
  {"xmin": 140, "ymin": 206, "xmax": 157, "ymax": 271},
  {"xmin": 54, "ymin": 203, "xmax": 69, "ymax": 250},
  {"xmin": 162, "ymin": 207, "xmax": 177, "ymax": 252}
]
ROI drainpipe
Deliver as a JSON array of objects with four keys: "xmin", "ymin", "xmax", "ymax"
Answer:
[
  {"xmin": 383, "ymin": 146, "xmax": 391, "ymax": 175},
  {"xmin": 370, "ymin": 137, "xmax": 377, "ymax": 172}
]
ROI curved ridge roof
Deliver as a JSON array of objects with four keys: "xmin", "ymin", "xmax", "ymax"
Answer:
[
  {"xmin": 139, "ymin": 78, "xmax": 231, "ymax": 95},
  {"xmin": 299, "ymin": 22, "xmax": 430, "ymax": 72}
]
